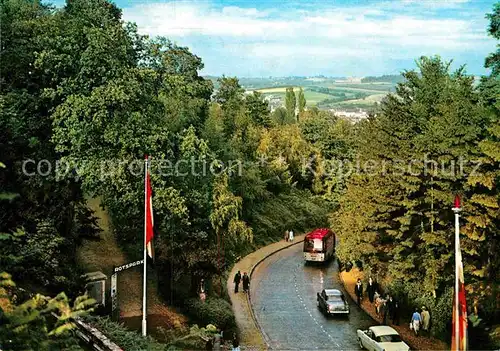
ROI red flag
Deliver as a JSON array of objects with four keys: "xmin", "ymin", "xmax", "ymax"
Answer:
[
  {"xmin": 145, "ymin": 157, "xmax": 154, "ymax": 260},
  {"xmin": 451, "ymin": 249, "xmax": 467, "ymax": 350}
]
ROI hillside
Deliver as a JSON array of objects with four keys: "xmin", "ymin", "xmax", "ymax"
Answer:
[{"xmin": 77, "ymin": 197, "xmax": 187, "ymax": 336}]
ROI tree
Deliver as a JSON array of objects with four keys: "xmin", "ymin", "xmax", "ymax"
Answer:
[
  {"xmin": 333, "ymin": 57, "xmax": 491, "ymax": 297},
  {"xmin": 271, "ymin": 107, "xmax": 288, "ymax": 126},
  {"xmin": 285, "ymin": 87, "xmax": 296, "ymax": 122},
  {"xmin": 0, "ymin": 163, "xmax": 94, "ymax": 350},
  {"xmin": 468, "ymin": 2, "xmax": 500, "ymax": 323},
  {"xmin": 0, "ymin": 272, "xmax": 94, "ymax": 350},
  {"xmin": 245, "ymin": 91, "xmax": 271, "ymax": 127},
  {"xmin": 479, "ymin": 3, "xmax": 500, "ymax": 107},
  {"xmin": 298, "ymin": 87, "xmax": 306, "ymax": 115},
  {"xmin": 214, "ymin": 76, "xmax": 245, "ymax": 137},
  {"xmin": 0, "ymin": 0, "xmax": 100, "ymax": 294},
  {"xmin": 209, "ymin": 172, "xmax": 252, "ymax": 293}
]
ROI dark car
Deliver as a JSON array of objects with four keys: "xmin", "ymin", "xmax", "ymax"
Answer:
[{"xmin": 317, "ymin": 288, "xmax": 349, "ymax": 316}]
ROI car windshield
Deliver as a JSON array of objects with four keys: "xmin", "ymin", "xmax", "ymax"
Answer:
[
  {"xmin": 326, "ymin": 294, "xmax": 343, "ymax": 301},
  {"xmin": 377, "ymin": 334, "xmax": 402, "ymax": 342}
]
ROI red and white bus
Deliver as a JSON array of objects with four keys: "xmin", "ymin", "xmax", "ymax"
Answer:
[{"xmin": 303, "ymin": 228, "xmax": 335, "ymax": 263}]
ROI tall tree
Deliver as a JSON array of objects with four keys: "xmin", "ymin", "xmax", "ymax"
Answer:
[
  {"xmin": 298, "ymin": 87, "xmax": 306, "ymax": 115},
  {"xmin": 333, "ymin": 57, "xmax": 490, "ymax": 298},
  {"xmin": 214, "ymin": 76, "xmax": 245, "ymax": 137},
  {"xmin": 0, "ymin": 0, "xmax": 100, "ymax": 294},
  {"xmin": 467, "ymin": 2, "xmax": 500, "ymax": 320},
  {"xmin": 245, "ymin": 91, "xmax": 271, "ymax": 127},
  {"xmin": 285, "ymin": 87, "xmax": 296, "ymax": 122}
]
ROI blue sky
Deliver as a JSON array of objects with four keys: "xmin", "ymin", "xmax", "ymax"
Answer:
[{"xmin": 59, "ymin": 0, "xmax": 498, "ymax": 77}]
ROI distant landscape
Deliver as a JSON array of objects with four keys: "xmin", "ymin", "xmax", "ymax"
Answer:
[{"xmin": 204, "ymin": 75, "xmax": 403, "ymax": 111}]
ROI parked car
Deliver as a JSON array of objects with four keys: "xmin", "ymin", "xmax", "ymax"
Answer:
[
  {"xmin": 316, "ymin": 288, "xmax": 349, "ymax": 315},
  {"xmin": 357, "ymin": 325, "xmax": 410, "ymax": 351}
]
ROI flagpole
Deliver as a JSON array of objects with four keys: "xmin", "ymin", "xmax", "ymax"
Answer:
[
  {"xmin": 142, "ymin": 156, "xmax": 148, "ymax": 337},
  {"xmin": 453, "ymin": 195, "xmax": 461, "ymax": 351}
]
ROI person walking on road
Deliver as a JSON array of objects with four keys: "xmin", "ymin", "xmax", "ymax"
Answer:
[
  {"xmin": 410, "ymin": 308, "xmax": 422, "ymax": 336},
  {"xmin": 289, "ymin": 229, "xmax": 294, "ymax": 241},
  {"xmin": 421, "ymin": 306, "xmax": 430, "ymax": 335},
  {"xmin": 233, "ymin": 271, "xmax": 241, "ymax": 293},
  {"xmin": 367, "ymin": 277, "xmax": 377, "ymax": 303},
  {"xmin": 354, "ymin": 278, "xmax": 363, "ymax": 305},
  {"xmin": 284, "ymin": 230, "xmax": 289, "ymax": 242},
  {"xmin": 242, "ymin": 272, "xmax": 250, "ymax": 293}
]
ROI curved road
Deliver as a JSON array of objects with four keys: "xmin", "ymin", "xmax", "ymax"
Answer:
[{"xmin": 251, "ymin": 244, "xmax": 373, "ymax": 350}]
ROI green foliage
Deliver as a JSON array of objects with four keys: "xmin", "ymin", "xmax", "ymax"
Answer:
[
  {"xmin": 245, "ymin": 91, "xmax": 271, "ymax": 127},
  {"xmin": 83, "ymin": 316, "xmax": 167, "ymax": 351},
  {"xmin": 298, "ymin": 87, "xmax": 306, "ymax": 114},
  {"xmin": 183, "ymin": 297, "xmax": 236, "ymax": 333},
  {"xmin": 164, "ymin": 324, "xmax": 220, "ymax": 350},
  {"xmin": 361, "ymin": 75, "xmax": 405, "ymax": 83},
  {"xmin": 0, "ymin": 0, "xmax": 101, "ymax": 295},
  {"xmin": 334, "ymin": 56, "xmax": 492, "ymax": 292},
  {"xmin": 271, "ymin": 107, "xmax": 291, "ymax": 126},
  {"xmin": 0, "ymin": 272, "xmax": 94, "ymax": 350},
  {"xmin": 285, "ymin": 87, "xmax": 296, "ymax": 122}
]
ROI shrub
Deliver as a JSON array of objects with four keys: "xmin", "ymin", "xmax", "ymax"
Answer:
[
  {"xmin": 386, "ymin": 280, "xmax": 452, "ymax": 340},
  {"xmin": 83, "ymin": 316, "xmax": 166, "ymax": 351},
  {"xmin": 432, "ymin": 287, "xmax": 453, "ymax": 339},
  {"xmin": 183, "ymin": 297, "xmax": 236, "ymax": 333}
]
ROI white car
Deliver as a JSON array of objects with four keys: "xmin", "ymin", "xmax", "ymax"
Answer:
[{"xmin": 357, "ymin": 325, "xmax": 410, "ymax": 351}]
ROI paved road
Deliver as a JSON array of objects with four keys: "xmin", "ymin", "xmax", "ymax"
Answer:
[{"xmin": 251, "ymin": 244, "xmax": 373, "ymax": 350}]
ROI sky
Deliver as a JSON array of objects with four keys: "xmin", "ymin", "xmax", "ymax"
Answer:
[{"xmin": 61, "ymin": 0, "xmax": 499, "ymax": 77}]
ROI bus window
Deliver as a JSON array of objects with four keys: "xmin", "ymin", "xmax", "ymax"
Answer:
[
  {"xmin": 304, "ymin": 239, "xmax": 323, "ymax": 252},
  {"xmin": 314, "ymin": 239, "xmax": 323, "ymax": 250}
]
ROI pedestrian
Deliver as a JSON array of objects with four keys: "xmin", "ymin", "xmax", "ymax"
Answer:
[
  {"xmin": 367, "ymin": 277, "xmax": 377, "ymax": 303},
  {"xmin": 386, "ymin": 295, "xmax": 395, "ymax": 324},
  {"xmin": 232, "ymin": 334, "xmax": 240, "ymax": 351},
  {"xmin": 199, "ymin": 278, "xmax": 206, "ymax": 302},
  {"xmin": 354, "ymin": 278, "xmax": 363, "ymax": 305},
  {"xmin": 233, "ymin": 271, "xmax": 241, "ymax": 293},
  {"xmin": 392, "ymin": 298, "xmax": 400, "ymax": 325},
  {"xmin": 242, "ymin": 272, "xmax": 250, "ymax": 293},
  {"xmin": 374, "ymin": 291, "xmax": 383, "ymax": 315},
  {"xmin": 382, "ymin": 296, "xmax": 390, "ymax": 325},
  {"xmin": 289, "ymin": 229, "xmax": 294, "ymax": 241},
  {"xmin": 410, "ymin": 308, "xmax": 422, "ymax": 336},
  {"xmin": 284, "ymin": 230, "xmax": 289, "ymax": 242},
  {"xmin": 380, "ymin": 298, "xmax": 387, "ymax": 323},
  {"xmin": 421, "ymin": 306, "xmax": 430, "ymax": 335}
]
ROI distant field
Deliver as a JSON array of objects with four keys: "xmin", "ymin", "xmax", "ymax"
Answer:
[
  {"xmin": 328, "ymin": 93, "xmax": 387, "ymax": 108},
  {"xmin": 316, "ymin": 83, "xmax": 394, "ymax": 92},
  {"xmin": 239, "ymin": 79, "xmax": 397, "ymax": 109},
  {"xmin": 255, "ymin": 87, "xmax": 335, "ymax": 106},
  {"xmin": 304, "ymin": 90, "xmax": 335, "ymax": 104},
  {"xmin": 255, "ymin": 87, "xmax": 296, "ymax": 93}
]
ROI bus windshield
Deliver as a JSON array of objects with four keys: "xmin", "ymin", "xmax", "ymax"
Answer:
[{"xmin": 304, "ymin": 238, "xmax": 323, "ymax": 252}]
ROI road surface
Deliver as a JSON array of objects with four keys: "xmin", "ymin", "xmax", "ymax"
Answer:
[{"xmin": 251, "ymin": 244, "xmax": 373, "ymax": 350}]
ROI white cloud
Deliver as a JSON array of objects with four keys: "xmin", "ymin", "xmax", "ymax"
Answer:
[{"xmin": 121, "ymin": 1, "xmax": 494, "ymax": 75}]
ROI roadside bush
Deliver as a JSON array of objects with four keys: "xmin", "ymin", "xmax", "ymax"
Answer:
[
  {"xmin": 183, "ymin": 297, "xmax": 236, "ymax": 334},
  {"xmin": 431, "ymin": 287, "xmax": 453, "ymax": 339},
  {"xmin": 165, "ymin": 324, "xmax": 217, "ymax": 350},
  {"xmin": 386, "ymin": 280, "xmax": 453, "ymax": 340},
  {"xmin": 84, "ymin": 316, "xmax": 166, "ymax": 351}
]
